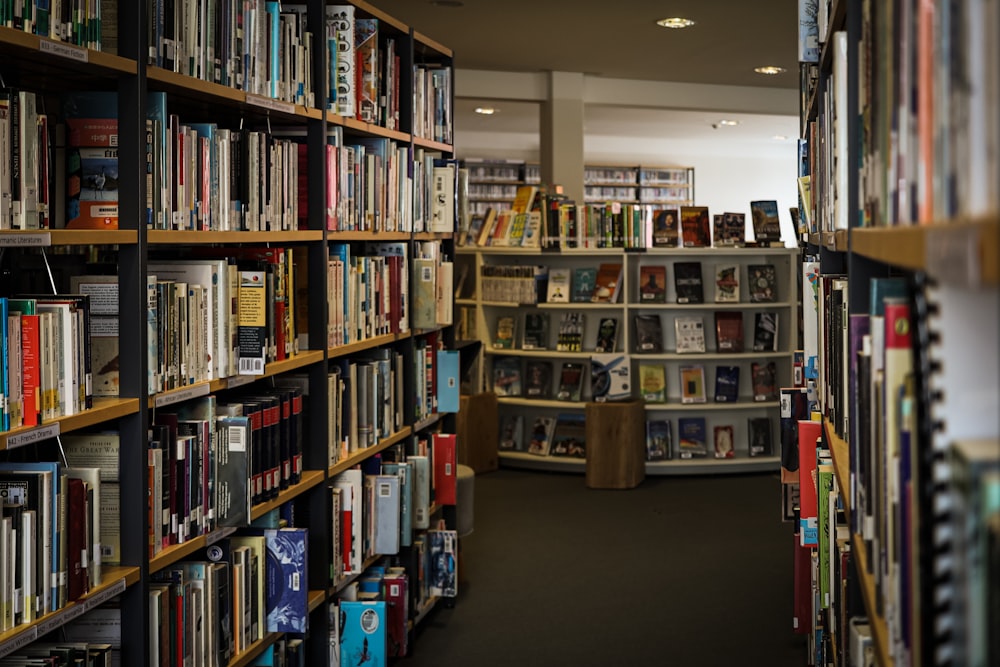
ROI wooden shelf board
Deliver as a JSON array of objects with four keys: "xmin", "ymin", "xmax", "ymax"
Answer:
[
  {"xmin": 0, "ymin": 567, "xmax": 140, "ymax": 653},
  {"xmin": 148, "ymin": 66, "xmax": 246, "ymax": 105},
  {"xmin": 334, "ymin": 554, "xmax": 386, "ymax": 593},
  {"xmin": 261, "ymin": 351, "xmax": 325, "ymax": 376},
  {"xmin": 329, "ymin": 428, "xmax": 412, "ymax": 477},
  {"xmin": 499, "ymin": 451, "xmax": 587, "ymax": 472},
  {"xmin": 824, "ymin": 420, "xmax": 851, "ymax": 516},
  {"xmin": 308, "ymin": 589, "xmax": 326, "ymax": 613},
  {"xmin": 0, "ymin": 28, "xmax": 137, "ymax": 74},
  {"xmin": 148, "ymin": 230, "xmax": 323, "ymax": 244},
  {"xmin": 640, "ymin": 246, "xmax": 799, "ymax": 256},
  {"xmin": 0, "ymin": 229, "xmax": 138, "ymax": 245},
  {"xmin": 821, "ymin": 230, "xmax": 849, "ymax": 251},
  {"xmin": 585, "ymin": 181, "xmax": 640, "ymax": 187},
  {"xmin": 485, "ymin": 349, "xmax": 593, "ymax": 360},
  {"xmin": 326, "ymin": 230, "xmax": 410, "ymax": 241},
  {"xmin": 498, "ymin": 398, "xmax": 586, "ymax": 409},
  {"xmin": 851, "ymin": 219, "xmax": 1000, "ymax": 286},
  {"xmin": 414, "ymin": 29, "xmax": 453, "ymax": 57},
  {"xmin": 353, "ymin": 0, "xmax": 410, "ymax": 33},
  {"xmin": 634, "ymin": 300, "xmax": 796, "ymax": 310},
  {"xmin": 1, "ymin": 398, "xmax": 141, "ymax": 451},
  {"xmin": 412, "ymin": 596, "xmax": 441, "ymax": 627},
  {"xmin": 635, "ymin": 351, "xmax": 791, "ymax": 361},
  {"xmin": 413, "ymin": 136, "xmax": 453, "ymax": 152},
  {"xmin": 228, "ymin": 633, "xmax": 282, "ymax": 667},
  {"xmin": 537, "ymin": 302, "xmax": 622, "ymax": 309},
  {"xmin": 851, "ymin": 532, "xmax": 894, "ymax": 667},
  {"xmin": 412, "ymin": 413, "xmax": 443, "ymax": 432},
  {"xmin": 250, "ymin": 470, "xmax": 326, "ymax": 521},
  {"xmin": 644, "ymin": 400, "xmax": 781, "ymax": 411},
  {"xmin": 646, "ymin": 455, "xmax": 781, "ymax": 475},
  {"xmin": 330, "ymin": 114, "xmax": 410, "ymax": 142},
  {"xmin": 329, "ymin": 332, "xmax": 408, "ymax": 359},
  {"xmin": 414, "ymin": 231, "xmax": 455, "ymax": 241}
]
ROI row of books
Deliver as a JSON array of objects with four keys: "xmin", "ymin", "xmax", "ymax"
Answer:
[
  {"xmin": 461, "ymin": 186, "xmax": 785, "ymax": 249},
  {"xmin": 325, "ymin": 6, "xmax": 399, "ymax": 128},
  {"xmin": 0, "ymin": 459, "xmax": 104, "ymax": 631},
  {"xmin": 0, "ymin": 636, "xmax": 115, "ymax": 666},
  {"xmin": 0, "ymin": 0, "xmax": 111, "ymax": 50},
  {"xmin": 499, "ymin": 413, "xmax": 586, "ymax": 459},
  {"xmin": 646, "ymin": 416, "xmax": 774, "ymax": 461},
  {"xmin": 148, "ymin": 0, "xmax": 316, "ymax": 107}
]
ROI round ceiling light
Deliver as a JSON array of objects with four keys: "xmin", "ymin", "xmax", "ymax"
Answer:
[
  {"xmin": 475, "ymin": 107, "xmax": 497, "ymax": 115},
  {"xmin": 656, "ymin": 17, "xmax": 696, "ymax": 29},
  {"xmin": 754, "ymin": 66, "xmax": 787, "ymax": 75}
]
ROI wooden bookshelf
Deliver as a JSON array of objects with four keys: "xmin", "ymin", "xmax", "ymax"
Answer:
[
  {"xmin": 327, "ymin": 230, "xmax": 411, "ymax": 241},
  {"xmin": 228, "ymin": 633, "xmax": 283, "ymax": 667},
  {"xmin": 414, "ymin": 30, "xmax": 453, "ymax": 57},
  {"xmin": 308, "ymin": 590, "xmax": 326, "ymax": 613},
  {"xmin": 329, "ymin": 331, "xmax": 410, "ymax": 358},
  {"xmin": 0, "ymin": 398, "xmax": 140, "ymax": 452},
  {"xmin": 413, "ymin": 136, "xmax": 454, "ymax": 152},
  {"xmin": 250, "ymin": 470, "xmax": 327, "ymax": 521},
  {"xmin": 0, "ymin": 27, "xmax": 137, "ymax": 75},
  {"xmin": 0, "ymin": 230, "xmax": 139, "ymax": 246},
  {"xmin": 328, "ymin": 428, "xmax": 413, "ymax": 477},
  {"xmin": 147, "ymin": 230, "xmax": 324, "ymax": 244}
]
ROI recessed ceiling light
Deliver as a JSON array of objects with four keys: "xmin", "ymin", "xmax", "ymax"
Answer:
[
  {"xmin": 656, "ymin": 17, "xmax": 695, "ymax": 29},
  {"xmin": 429, "ymin": 0, "xmax": 463, "ymax": 6},
  {"xmin": 717, "ymin": 119, "xmax": 739, "ymax": 126},
  {"xmin": 754, "ymin": 66, "xmax": 787, "ymax": 75},
  {"xmin": 772, "ymin": 135, "xmax": 789, "ymax": 141},
  {"xmin": 475, "ymin": 107, "xmax": 497, "ymax": 115}
]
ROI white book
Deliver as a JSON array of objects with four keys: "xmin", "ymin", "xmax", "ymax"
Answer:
[
  {"xmin": 373, "ymin": 474, "xmax": 401, "ymax": 555},
  {"xmin": 546, "ymin": 268, "xmax": 571, "ymax": 303},
  {"xmin": 20, "ymin": 510, "xmax": 35, "ymax": 624},
  {"xmin": 675, "ymin": 316, "xmax": 706, "ymax": 354},
  {"xmin": 0, "ymin": 516, "xmax": 11, "ymax": 631},
  {"xmin": 326, "ymin": 5, "xmax": 356, "ymax": 118},
  {"xmin": 410, "ymin": 455, "xmax": 431, "ymax": 530}
]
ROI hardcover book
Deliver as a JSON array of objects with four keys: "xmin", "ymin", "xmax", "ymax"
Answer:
[
  {"xmin": 634, "ymin": 314, "xmax": 664, "ymax": 353},
  {"xmin": 748, "ymin": 417, "xmax": 773, "ymax": 457},
  {"xmin": 714, "ymin": 425, "xmax": 736, "ymax": 459},
  {"xmin": 546, "ymin": 268, "xmax": 571, "ymax": 303},
  {"xmin": 238, "ymin": 270, "xmax": 268, "ymax": 375},
  {"xmin": 674, "ymin": 316, "xmax": 706, "ymax": 354},
  {"xmin": 594, "ymin": 317, "xmax": 619, "ymax": 353},
  {"xmin": 752, "ymin": 312, "xmax": 779, "ymax": 351},
  {"xmin": 493, "ymin": 315, "xmax": 516, "ymax": 349},
  {"xmin": 639, "ymin": 265, "xmax": 667, "ymax": 303},
  {"xmin": 751, "ymin": 361, "xmax": 778, "ymax": 401},
  {"xmin": 549, "ymin": 413, "xmax": 586, "ymax": 458},
  {"xmin": 524, "ymin": 360, "xmax": 554, "ymax": 399},
  {"xmin": 714, "ymin": 311, "xmax": 744, "ymax": 352},
  {"xmin": 428, "ymin": 529, "xmax": 458, "ymax": 597},
  {"xmin": 521, "ymin": 313, "xmax": 550, "ymax": 350},
  {"xmin": 713, "ymin": 366, "xmax": 740, "ymax": 402},
  {"xmin": 556, "ymin": 362, "xmax": 585, "ymax": 401},
  {"xmin": 677, "ymin": 417, "xmax": 708, "ymax": 458},
  {"xmin": 645, "ymin": 419, "xmax": 673, "ymax": 461},
  {"xmin": 571, "ymin": 268, "xmax": 598, "ymax": 303},
  {"xmin": 591, "ymin": 263, "xmax": 623, "ymax": 303},
  {"xmin": 340, "ymin": 600, "xmax": 387, "ymax": 667},
  {"xmin": 590, "ymin": 353, "xmax": 632, "ymax": 402},
  {"xmin": 651, "ymin": 207, "xmax": 680, "ymax": 247},
  {"xmin": 498, "ymin": 414, "xmax": 524, "ymax": 451},
  {"xmin": 747, "ymin": 264, "xmax": 778, "ymax": 302},
  {"xmin": 750, "ymin": 199, "xmax": 782, "ymax": 243},
  {"xmin": 527, "ymin": 416, "xmax": 557, "ymax": 456},
  {"xmin": 679, "ymin": 365, "xmax": 707, "ymax": 404},
  {"xmin": 638, "ymin": 363, "xmax": 666, "ymax": 402},
  {"xmin": 714, "ymin": 264, "xmax": 740, "ymax": 302},
  {"xmin": 492, "ymin": 356, "xmax": 522, "ymax": 396},
  {"xmin": 673, "ymin": 262, "xmax": 703, "ymax": 303},
  {"xmin": 264, "ymin": 528, "xmax": 308, "ymax": 633},
  {"xmin": 680, "ymin": 206, "xmax": 711, "ymax": 247},
  {"xmin": 556, "ymin": 312, "xmax": 585, "ymax": 352},
  {"xmin": 63, "ymin": 91, "xmax": 119, "ymax": 230}
]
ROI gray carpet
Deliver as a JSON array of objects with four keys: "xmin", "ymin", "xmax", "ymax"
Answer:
[{"xmin": 400, "ymin": 468, "xmax": 808, "ymax": 666}]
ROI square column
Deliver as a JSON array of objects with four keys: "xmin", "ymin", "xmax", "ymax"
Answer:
[{"xmin": 541, "ymin": 71, "xmax": 585, "ymax": 202}]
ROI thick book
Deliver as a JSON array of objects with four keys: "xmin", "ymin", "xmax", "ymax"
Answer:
[
  {"xmin": 645, "ymin": 419, "xmax": 673, "ymax": 461},
  {"xmin": 549, "ymin": 413, "xmax": 586, "ymax": 458},
  {"xmin": 432, "ymin": 433, "xmax": 457, "ymax": 505},
  {"xmin": 373, "ymin": 474, "xmax": 401, "ymax": 555},
  {"xmin": 63, "ymin": 91, "xmax": 119, "ymax": 230},
  {"xmin": 427, "ymin": 529, "xmax": 458, "ymax": 597},
  {"xmin": 633, "ymin": 313, "xmax": 663, "ymax": 353},
  {"xmin": 638, "ymin": 265, "xmax": 667, "ymax": 303},
  {"xmin": 238, "ymin": 270, "xmax": 268, "ymax": 375},
  {"xmin": 673, "ymin": 262, "xmax": 703, "ymax": 304},
  {"xmin": 680, "ymin": 205, "xmax": 711, "ymax": 247},
  {"xmin": 340, "ymin": 600, "xmax": 387, "ymax": 666}
]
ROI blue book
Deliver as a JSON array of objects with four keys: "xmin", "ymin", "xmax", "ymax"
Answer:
[
  {"xmin": 265, "ymin": 2, "xmax": 282, "ymax": 99},
  {"xmin": 677, "ymin": 417, "xmax": 708, "ymax": 458},
  {"xmin": 381, "ymin": 461, "xmax": 412, "ymax": 547},
  {"xmin": 340, "ymin": 600, "xmax": 387, "ymax": 667},
  {"xmin": 436, "ymin": 350, "xmax": 459, "ymax": 413},
  {"xmin": 571, "ymin": 268, "xmax": 598, "ymax": 302},
  {"xmin": 373, "ymin": 474, "xmax": 400, "ymax": 555},
  {"xmin": 0, "ymin": 461, "xmax": 61, "ymax": 610},
  {"xmin": 713, "ymin": 365, "xmax": 740, "ymax": 402},
  {"xmin": 264, "ymin": 527, "xmax": 308, "ymax": 633},
  {"xmin": 427, "ymin": 529, "xmax": 458, "ymax": 597}
]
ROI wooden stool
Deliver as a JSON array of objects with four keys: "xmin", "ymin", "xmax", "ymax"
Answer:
[{"xmin": 585, "ymin": 400, "xmax": 646, "ymax": 489}]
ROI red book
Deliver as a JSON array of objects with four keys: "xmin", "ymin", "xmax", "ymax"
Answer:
[
  {"xmin": 792, "ymin": 535, "xmax": 812, "ymax": 634},
  {"xmin": 19, "ymin": 314, "xmax": 41, "ymax": 426},
  {"xmin": 432, "ymin": 433, "xmax": 457, "ymax": 505},
  {"xmin": 385, "ymin": 572, "xmax": 409, "ymax": 656},
  {"xmin": 66, "ymin": 477, "xmax": 89, "ymax": 601},
  {"xmin": 797, "ymin": 419, "xmax": 822, "ymax": 547}
]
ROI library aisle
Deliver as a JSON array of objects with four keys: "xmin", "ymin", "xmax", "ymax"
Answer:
[{"xmin": 401, "ymin": 469, "xmax": 805, "ymax": 665}]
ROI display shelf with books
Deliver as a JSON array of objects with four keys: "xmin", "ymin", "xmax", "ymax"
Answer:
[
  {"xmin": 459, "ymin": 242, "xmax": 796, "ymax": 475},
  {"xmin": 0, "ymin": 3, "xmax": 458, "ymax": 663}
]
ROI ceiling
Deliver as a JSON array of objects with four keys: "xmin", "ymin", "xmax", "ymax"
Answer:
[{"xmin": 366, "ymin": 0, "xmax": 799, "ymax": 90}]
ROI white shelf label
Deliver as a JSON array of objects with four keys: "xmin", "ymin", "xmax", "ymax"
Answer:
[
  {"xmin": 927, "ymin": 226, "xmax": 981, "ymax": 287},
  {"xmin": 35, "ymin": 600, "xmax": 87, "ymax": 636},
  {"xmin": 246, "ymin": 94, "xmax": 295, "ymax": 116},
  {"xmin": 154, "ymin": 383, "xmax": 211, "ymax": 408},
  {"xmin": 6, "ymin": 423, "xmax": 61, "ymax": 449},
  {"xmin": 0, "ymin": 627, "xmax": 38, "ymax": 658},
  {"xmin": 85, "ymin": 578, "xmax": 127, "ymax": 609},
  {"xmin": 205, "ymin": 526, "xmax": 237, "ymax": 546},
  {"xmin": 226, "ymin": 374, "xmax": 256, "ymax": 389},
  {"xmin": 0, "ymin": 232, "xmax": 52, "ymax": 247},
  {"xmin": 39, "ymin": 39, "xmax": 89, "ymax": 62}
]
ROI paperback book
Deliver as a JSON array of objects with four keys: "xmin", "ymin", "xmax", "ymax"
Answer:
[
  {"xmin": 556, "ymin": 362, "xmax": 585, "ymax": 401},
  {"xmin": 523, "ymin": 360, "xmax": 553, "ymax": 399},
  {"xmin": 750, "ymin": 199, "xmax": 782, "ymax": 243},
  {"xmin": 714, "ymin": 311, "xmax": 744, "ymax": 352},
  {"xmin": 677, "ymin": 417, "xmax": 708, "ymax": 458},
  {"xmin": 546, "ymin": 268, "xmax": 571, "ymax": 303},
  {"xmin": 748, "ymin": 416, "xmax": 773, "ymax": 457},
  {"xmin": 591, "ymin": 263, "xmax": 623, "ymax": 303},
  {"xmin": 594, "ymin": 317, "xmax": 619, "ymax": 353},
  {"xmin": 590, "ymin": 353, "xmax": 631, "ymax": 402},
  {"xmin": 674, "ymin": 316, "xmax": 706, "ymax": 354},
  {"xmin": 549, "ymin": 413, "xmax": 586, "ymax": 458},
  {"xmin": 499, "ymin": 414, "xmax": 524, "ymax": 451},
  {"xmin": 651, "ymin": 207, "xmax": 680, "ymax": 247},
  {"xmin": 747, "ymin": 264, "xmax": 778, "ymax": 302},
  {"xmin": 521, "ymin": 313, "xmax": 550, "ymax": 350},
  {"xmin": 493, "ymin": 315, "xmax": 516, "ymax": 349},
  {"xmin": 571, "ymin": 268, "xmax": 598, "ymax": 303},
  {"xmin": 751, "ymin": 361, "xmax": 778, "ymax": 401},
  {"xmin": 638, "ymin": 363, "xmax": 666, "ymax": 402},
  {"xmin": 492, "ymin": 356, "xmax": 522, "ymax": 396},
  {"xmin": 714, "ymin": 264, "xmax": 740, "ymax": 302},
  {"xmin": 713, "ymin": 425, "xmax": 736, "ymax": 459},
  {"xmin": 527, "ymin": 416, "xmax": 557, "ymax": 456},
  {"xmin": 634, "ymin": 314, "xmax": 664, "ymax": 353},
  {"xmin": 645, "ymin": 419, "xmax": 673, "ymax": 461},
  {"xmin": 679, "ymin": 365, "xmax": 707, "ymax": 403},
  {"xmin": 556, "ymin": 313, "xmax": 585, "ymax": 352},
  {"xmin": 639, "ymin": 265, "xmax": 667, "ymax": 303},
  {"xmin": 715, "ymin": 212, "xmax": 746, "ymax": 246},
  {"xmin": 673, "ymin": 262, "xmax": 703, "ymax": 304},
  {"xmin": 713, "ymin": 365, "xmax": 740, "ymax": 402},
  {"xmin": 752, "ymin": 312, "xmax": 779, "ymax": 351},
  {"xmin": 680, "ymin": 206, "xmax": 711, "ymax": 247}
]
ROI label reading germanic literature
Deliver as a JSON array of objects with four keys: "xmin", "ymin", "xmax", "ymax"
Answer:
[
  {"xmin": 39, "ymin": 39, "xmax": 89, "ymax": 63},
  {"xmin": 84, "ymin": 577, "xmax": 127, "ymax": 610},
  {"xmin": 6, "ymin": 423, "xmax": 61, "ymax": 449},
  {"xmin": 246, "ymin": 94, "xmax": 295, "ymax": 116},
  {"xmin": 0, "ymin": 232, "xmax": 51, "ymax": 247}
]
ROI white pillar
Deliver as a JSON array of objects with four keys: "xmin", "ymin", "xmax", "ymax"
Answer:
[{"xmin": 540, "ymin": 71, "xmax": 585, "ymax": 202}]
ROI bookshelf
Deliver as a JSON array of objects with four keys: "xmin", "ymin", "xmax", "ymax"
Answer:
[
  {"xmin": 457, "ymin": 243, "xmax": 797, "ymax": 474},
  {"xmin": 796, "ymin": 0, "xmax": 999, "ymax": 664},
  {"xmin": 0, "ymin": 2, "xmax": 457, "ymax": 664}
]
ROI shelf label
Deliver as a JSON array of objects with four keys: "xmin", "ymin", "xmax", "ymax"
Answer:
[
  {"xmin": 6, "ymin": 423, "xmax": 61, "ymax": 449},
  {"xmin": 226, "ymin": 374, "xmax": 256, "ymax": 389},
  {"xmin": 246, "ymin": 94, "xmax": 296, "ymax": 116},
  {"xmin": 35, "ymin": 601, "xmax": 87, "ymax": 636},
  {"xmin": 927, "ymin": 226, "xmax": 981, "ymax": 287},
  {"xmin": 205, "ymin": 526, "xmax": 237, "ymax": 547},
  {"xmin": 0, "ymin": 232, "xmax": 52, "ymax": 247},
  {"xmin": 85, "ymin": 578, "xmax": 127, "ymax": 609},
  {"xmin": 39, "ymin": 39, "xmax": 89, "ymax": 63},
  {"xmin": 0, "ymin": 627, "xmax": 38, "ymax": 658},
  {"xmin": 154, "ymin": 383, "xmax": 210, "ymax": 408}
]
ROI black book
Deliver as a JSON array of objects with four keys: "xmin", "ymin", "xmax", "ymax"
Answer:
[
  {"xmin": 524, "ymin": 360, "xmax": 554, "ymax": 399},
  {"xmin": 556, "ymin": 362, "xmax": 585, "ymax": 401},
  {"xmin": 594, "ymin": 317, "xmax": 619, "ymax": 353},
  {"xmin": 748, "ymin": 417, "xmax": 773, "ymax": 456},
  {"xmin": 752, "ymin": 312, "xmax": 779, "ymax": 351},
  {"xmin": 633, "ymin": 314, "xmax": 663, "ymax": 353},
  {"xmin": 747, "ymin": 264, "xmax": 778, "ymax": 302},
  {"xmin": 522, "ymin": 312, "xmax": 550, "ymax": 350},
  {"xmin": 713, "ymin": 365, "xmax": 740, "ymax": 402},
  {"xmin": 673, "ymin": 262, "xmax": 703, "ymax": 303}
]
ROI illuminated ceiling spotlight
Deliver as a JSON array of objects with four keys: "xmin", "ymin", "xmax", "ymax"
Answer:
[
  {"xmin": 474, "ymin": 107, "xmax": 497, "ymax": 115},
  {"xmin": 754, "ymin": 66, "xmax": 787, "ymax": 75},
  {"xmin": 656, "ymin": 17, "xmax": 696, "ymax": 29}
]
